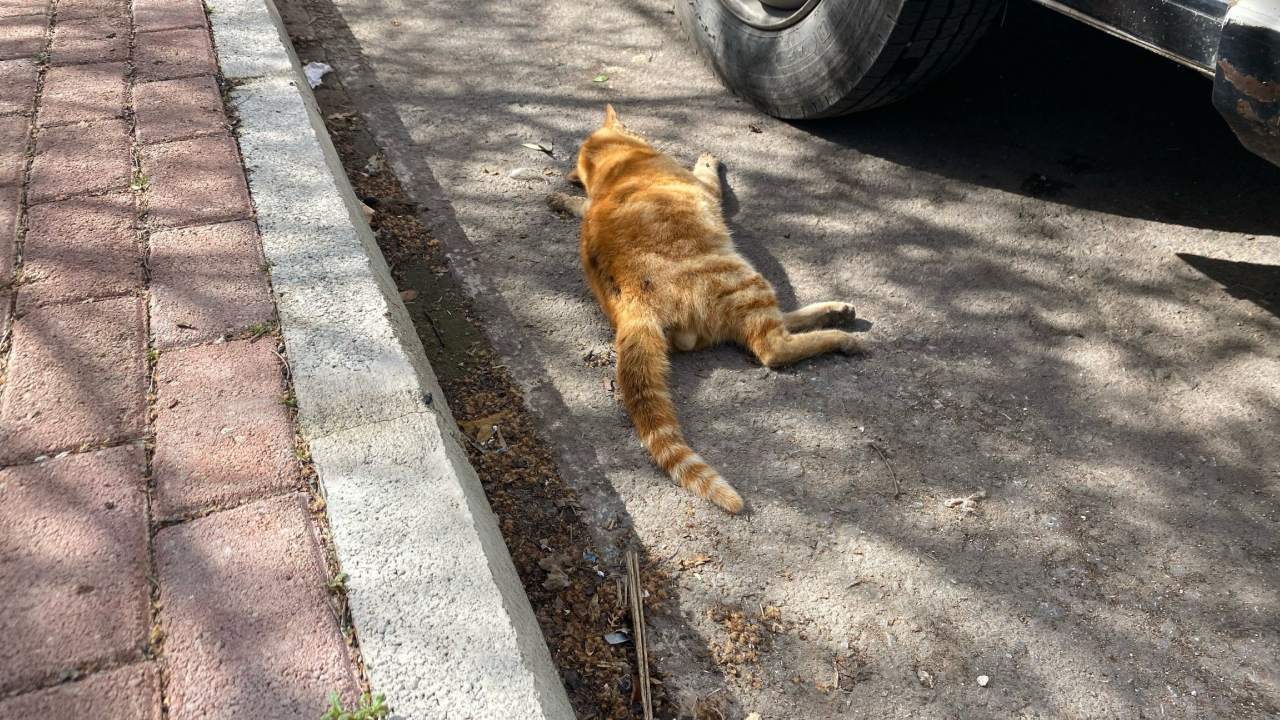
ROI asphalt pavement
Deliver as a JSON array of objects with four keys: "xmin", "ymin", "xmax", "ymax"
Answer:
[{"xmin": 309, "ymin": 0, "xmax": 1280, "ymax": 716}]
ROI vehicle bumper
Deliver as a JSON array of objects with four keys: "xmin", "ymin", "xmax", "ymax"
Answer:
[{"xmin": 1212, "ymin": 0, "xmax": 1280, "ymax": 166}]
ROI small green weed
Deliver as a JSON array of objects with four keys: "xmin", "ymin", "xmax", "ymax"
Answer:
[
  {"xmin": 326, "ymin": 571, "xmax": 348, "ymax": 593},
  {"xmin": 321, "ymin": 691, "xmax": 388, "ymax": 720}
]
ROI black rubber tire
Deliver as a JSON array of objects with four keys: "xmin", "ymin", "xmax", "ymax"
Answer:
[{"xmin": 676, "ymin": 0, "xmax": 1004, "ymax": 118}]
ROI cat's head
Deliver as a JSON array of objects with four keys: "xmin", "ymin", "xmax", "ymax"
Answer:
[{"xmin": 570, "ymin": 105, "xmax": 650, "ymax": 192}]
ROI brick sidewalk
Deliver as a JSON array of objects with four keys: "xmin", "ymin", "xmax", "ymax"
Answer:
[{"xmin": 0, "ymin": 0, "xmax": 363, "ymax": 716}]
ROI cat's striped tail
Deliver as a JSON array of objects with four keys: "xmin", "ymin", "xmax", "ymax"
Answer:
[{"xmin": 615, "ymin": 315, "xmax": 744, "ymax": 513}]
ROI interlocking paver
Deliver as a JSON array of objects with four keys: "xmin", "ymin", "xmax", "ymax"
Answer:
[
  {"xmin": 134, "ymin": 27, "xmax": 215, "ymax": 81},
  {"xmin": 0, "ymin": 663, "xmax": 160, "ymax": 719},
  {"xmin": 50, "ymin": 17, "xmax": 127, "ymax": 65},
  {"xmin": 0, "ymin": 13, "xmax": 44, "ymax": 59},
  {"xmin": 57, "ymin": 0, "xmax": 128, "ymax": 21},
  {"xmin": 21, "ymin": 191, "xmax": 140, "ymax": 306},
  {"xmin": 150, "ymin": 220, "xmax": 273, "ymax": 347},
  {"xmin": 38, "ymin": 62, "xmax": 126, "ymax": 126},
  {"xmin": 0, "ymin": 57, "xmax": 36, "ymax": 114},
  {"xmin": 156, "ymin": 494, "xmax": 359, "ymax": 719},
  {"xmin": 0, "ymin": 297, "xmax": 146, "ymax": 463},
  {"xmin": 142, "ymin": 133, "xmax": 252, "ymax": 227},
  {"xmin": 0, "ymin": 446, "xmax": 150, "ymax": 694},
  {"xmin": 134, "ymin": 75, "xmax": 226, "ymax": 144},
  {"xmin": 28, "ymin": 118, "xmax": 130, "ymax": 202},
  {"xmin": 133, "ymin": 0, "xmax": 204, "ymax": 32},
  {"xmin": 153, "ymin": 339, "xmax": 298, "ymax": 518},
  {"xmin": 0, "ymin": 0, "xmax": 48, "ymax": 18},
  {"xmin": 0, "ymin": 113, "xmax": 28, "ymax": 186}
]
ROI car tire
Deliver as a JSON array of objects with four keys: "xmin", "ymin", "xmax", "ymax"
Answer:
[{"xmin": 676, "ymin": 0, "xmax": 1004, "ymax": 118}]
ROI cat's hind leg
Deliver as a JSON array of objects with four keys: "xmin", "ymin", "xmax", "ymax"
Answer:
[
  {"xmin": 783, "ymin": 301, "xmax": 857, "ymax": 331},
  {"xmin": 748, "ymin": 324, "xmax": 862, "ymax": 369},
  {"xmin": 692, "ymin": 153, "xmax": 722, "ymax": 200},
  {"xmin": 547, "ymin": 192, "xmax": 590, "ymax": 217}
]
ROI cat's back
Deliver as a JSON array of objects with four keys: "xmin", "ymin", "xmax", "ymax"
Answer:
[{"xmin": 585, "ymin": 154, "xmax": 726, "ymax": 254}]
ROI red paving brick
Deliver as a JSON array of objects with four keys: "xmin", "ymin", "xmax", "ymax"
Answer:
[
  {"xmin": 0, "ymin": 663, "xmax": 161, "ymax": 719},
  {"xmin": 0, "ymin": 113, "xmax": 28, "ymax": 187},
  {"xmin": 0, "ymin": 297, "xmax": 146, "ymax": 463},
  {"xmin": 1, "ymin": 183, "xmax": 16, "ymax": 281},
  {"xmin": 0, "ymin": 13, "xmax": 45, "ymax": 59},
  {"xmin": 149, "ymin": 220, "xmax": 273, "ymax": 347},
  {"xmin": 28, "ymin": 118, "xmax": 130, "ymax": 203},
  {"xmin": 50, "ymin": 17, "xmax": 127, "ymax": 65},
  {"xmin": 153, "ymin": 339, "xmax": 298, "ymax": 518},
  {"xmin": 21, "ymin": 191, "xmax": 140, "ymax": 307},
  {"xmin": 0, "ymin": 0, "xmax": 49, "ymax": 17},
  {"xmin": 134, "ymin": 27, "xmax": 216, "ymax": 81},
  {"xmin": 133, "ymin": 0, "xmax": 205, "ymax": 32},
  {"xmin": 38, "ymin": 62, "xmax": 126, "ymax": 126},
  {"xmin": 0, "ymin": 57, "xmax": 37, "ymax": 114},
  {"xmin": 0, "ymin": 446, "xmax": 150, "ymax": 694},
  {"xmin": 143, "ymin": 133, "xmax": 253, "ymax": 227},
  {"xmin": 156, "ymin": 494, "xmax": 359, "ymax": 719},
  {"xmin": 57, "ymin": 0, "xmax": 128, "ymax": 21},
  {"xmin": 134, "ymin": 75, "xmax": 226, "ymax": 144}
]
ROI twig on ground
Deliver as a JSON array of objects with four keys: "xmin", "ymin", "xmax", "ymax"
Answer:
[
  {"xmin": 420, "ymin": 308, "xmax": 447, "ymax": 347},
  {"xmin": 868, "ymin": 442, "xmax": 901, "ymax": 499},
  {"xmin": 626, "ymin": 549, "xmax": 654, "ymax": 720}
]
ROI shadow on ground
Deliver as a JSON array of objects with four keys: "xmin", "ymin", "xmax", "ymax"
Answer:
[{"xmin": 278, "ymin": 0, "xmax": 1280, "ymax": 717}]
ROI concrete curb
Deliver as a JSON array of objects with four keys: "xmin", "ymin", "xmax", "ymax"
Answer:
[{"xmin": 202, "ymin": 1, "xmax": 575, "ymax": 717}]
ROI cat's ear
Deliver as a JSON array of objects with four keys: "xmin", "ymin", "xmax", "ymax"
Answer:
[{"xmin": 604, "ymin": 104, "xmax": 619, "ymax": 128}]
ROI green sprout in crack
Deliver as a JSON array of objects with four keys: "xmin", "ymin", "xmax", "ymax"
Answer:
[
  {"xmin": 130, "ymin": 169, "xmax": 149, "ymax": 191},
  {"xmin": 326, "ymin": 571, "xmax": 348, "ymax": 593},
  {"xmin": 321, "ymin": 691, "xmax": 388, "ymax": 720}
]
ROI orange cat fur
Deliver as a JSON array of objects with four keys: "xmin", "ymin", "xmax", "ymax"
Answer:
[{"xmin": 549, "ymin": 105, "xmax": 864, "ymax": 513}]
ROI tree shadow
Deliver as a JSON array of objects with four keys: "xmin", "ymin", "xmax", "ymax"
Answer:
[{"xmin": 277, "ymin": 0, "xmax": 1280, "ymax": 716}]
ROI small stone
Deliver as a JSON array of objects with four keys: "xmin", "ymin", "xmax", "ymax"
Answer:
[{"xmin": 977, "ymin": 674, "xmax": 990, "ymax": 687}]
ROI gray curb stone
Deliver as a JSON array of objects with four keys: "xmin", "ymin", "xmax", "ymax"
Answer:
[{"xmin": 203, "ymin": 1, "xmax": 576, "ymax": 717}]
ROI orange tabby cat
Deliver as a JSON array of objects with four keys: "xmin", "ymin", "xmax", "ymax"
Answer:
[{"xmin": 549, "ymin": 106, "xmax": 864, "ymax": 513}]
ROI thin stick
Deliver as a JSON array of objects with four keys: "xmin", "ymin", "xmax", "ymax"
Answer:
[
  {"xmin": 868, "ymin": 442, "xmax": 901, "ymax": 499},
  {"xmin": 421, "ymin": 308, "xmax": 447, "ymax": 347},
  {"xmin": 626, "ymin": 549, "xmax": 653, "ymax": 720}
]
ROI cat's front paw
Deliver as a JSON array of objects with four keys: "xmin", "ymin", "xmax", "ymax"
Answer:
[
  {"xmin": 547, "ymin": 192, "xmax": 571, "ymax": 211},
  {"xmin": 547, "ymin": 192, "xmax": 587, "ymax": 217}
]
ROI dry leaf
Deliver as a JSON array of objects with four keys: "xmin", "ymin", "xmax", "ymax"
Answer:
[{"xmin": 680, "ymin": 553, "xmax": 713, "ymax": 570}]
